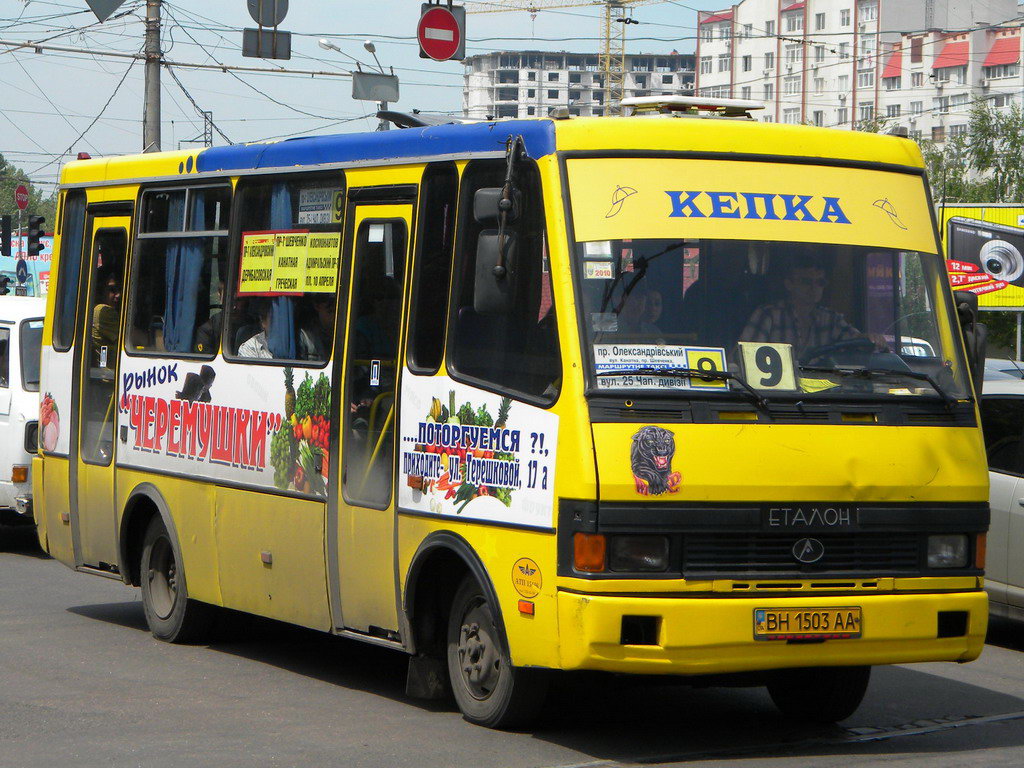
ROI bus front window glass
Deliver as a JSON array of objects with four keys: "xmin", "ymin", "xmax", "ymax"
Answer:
[
  {"xmin": 129, "ymin": 185, "xmax": 231, "ymax": 357},
  {"xmin": 227, "ymin": 174, "xmax": 345, "ymax": 365},
  {"xmin": 447, "ymin": 160, "xmax": 560, "ymax": 403},
  {"xmin": 574, "ymin": 239, "xmax": 970, "ymax": 402},
  {"xmin": 54, "ymin": 190, "xmax": 86, "ymax": 351}
]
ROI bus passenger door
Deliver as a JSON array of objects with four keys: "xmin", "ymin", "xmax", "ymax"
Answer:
[
  {"xmin": 72, "ymin": 214, "xmax": 130, "ymax": 569},
  {"xmin": 331, "ymin": 204, "xmax": 413, "ymax": 635}
]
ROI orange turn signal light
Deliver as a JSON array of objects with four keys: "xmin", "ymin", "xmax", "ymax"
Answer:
[
  {"xmin": 574, "ymin": 532, "xmax": 606, "ymax": 572},
  {"xmin": 11, "ymin": 466, "xmax": 27, "ymax": 484},
  {"xmin": 975, "ymin": 533, "xmax": 987, "ymax": 570},
  {"xmin": 518, "ymin": 600, "xmax": 535, "ymax": 615}
]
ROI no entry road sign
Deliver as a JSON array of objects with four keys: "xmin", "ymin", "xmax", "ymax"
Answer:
[{"xmin": 418, "ymin": 4, "xmax": 465, "ymax": 62}]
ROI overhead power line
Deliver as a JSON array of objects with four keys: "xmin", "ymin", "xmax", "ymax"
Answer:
[
  {"xmin": 30, "ymin": 54, "xmax": 138, "ymax": 175},
  {"xmin": 164, "ymin": 64, "xmax": 233, "ymax": 144}
]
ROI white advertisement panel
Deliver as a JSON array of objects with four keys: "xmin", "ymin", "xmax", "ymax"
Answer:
[
  {"xmin": 398, "ymin": 375, "xmax": 558, "ymax": 530},
  {"xmin": 116, "ymin": 355, "xmax": 331, "ymax": 498}
]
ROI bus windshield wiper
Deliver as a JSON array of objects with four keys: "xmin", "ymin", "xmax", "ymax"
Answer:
[
  {"xmin": 595, "ymin": 366, "xmax": 769, "ymax": 411},
  {"xmin": 799, "ymin": 365, "xmax": 959, "ymax": 409}
]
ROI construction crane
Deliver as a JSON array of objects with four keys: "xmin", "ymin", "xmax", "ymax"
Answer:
[{"xmin": 464, "ymin": 1, "xmax": 666, "ymax": 114}]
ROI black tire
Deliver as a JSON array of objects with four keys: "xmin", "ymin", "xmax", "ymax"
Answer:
[
  {"xmin": 767, "ymin": 666, "xmax": 871, "ymax": 723},
  {"xmin": 446, "ymin": 576, "xmax": 548, "ymax": 729},
  {"xmin": 139, "ymin": 516, "xmax": 215, "ymax": 644}
]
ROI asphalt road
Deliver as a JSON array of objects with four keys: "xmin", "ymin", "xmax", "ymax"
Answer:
[{"xmin": 2, "ymin": 526, "xmax": 1024, "ymax": 768}]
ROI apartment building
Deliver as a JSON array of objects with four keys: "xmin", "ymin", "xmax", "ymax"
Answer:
[
  {"xmin": 695, "ymin": 0, "xmax": 1022, "ymax": 142},
  {"xmin": 463, "ymin": 50, "xmax": 695, "ymax": 119}
]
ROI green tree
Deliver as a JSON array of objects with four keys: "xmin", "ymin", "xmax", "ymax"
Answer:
[
  {"xmin": 919, "ymin": 100, "xmax": 1024, "ymax": 355},
  {"xmin": 0, "ymin": 153, "xmax": 57, "ymax": 233}
]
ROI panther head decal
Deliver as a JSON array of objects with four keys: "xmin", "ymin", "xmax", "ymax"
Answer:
[{"xmin": 630, "ymin": 425, "xmax": 681, "ymax": 496}]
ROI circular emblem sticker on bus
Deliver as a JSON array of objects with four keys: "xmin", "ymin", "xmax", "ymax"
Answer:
[
  {"xmin": 512, "ymin": 558, "xmax": 542, "ymax": 598},
  {"xmin": 792, "ymin": 538, "xmax": 825, "ymax": 564}
]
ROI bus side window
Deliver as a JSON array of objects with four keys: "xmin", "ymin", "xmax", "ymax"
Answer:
[
  {"xmin": 128, "ymin": 186, "xmax": 231, "ymax": 357},
  {"xmin": 53, "ymin": 190, "xmax": 87, "ymax": 352},
  {"xmin": 226, "ymin": 173, "xmax": 345, "ymax": 365},
  {"xmin": 407, "ymin": 162, "xmax": 458, "ymax": 374},
  {"xmin": 446, "ymin": 160, "xmax": 561, "ymax": 403}
]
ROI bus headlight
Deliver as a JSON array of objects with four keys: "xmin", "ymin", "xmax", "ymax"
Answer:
[
  {"xmin": 927, "ymin": 534, "xmax": 968, "ymax": 569},
  {"xmin": 609, "ymin": 535, "xmax": 670, "ymax": 572}
]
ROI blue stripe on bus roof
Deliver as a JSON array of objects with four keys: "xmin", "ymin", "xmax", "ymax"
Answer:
[{"xmin": 195, "ymin": 120, "xmax": 556, "ymax": 173}]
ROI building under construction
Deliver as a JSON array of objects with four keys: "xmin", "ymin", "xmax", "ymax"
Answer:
[{"xmin": 462, "ymin": 49, "xmax": 694, "ymax": 118}]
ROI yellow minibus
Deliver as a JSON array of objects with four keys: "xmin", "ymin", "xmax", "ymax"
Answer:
[{"xmin": 33, "ymin": 98, "xmax": 989, "ymax": 728}]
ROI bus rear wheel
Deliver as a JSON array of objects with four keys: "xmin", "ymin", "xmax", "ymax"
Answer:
[
  {"xmin": 446, "ymin": 576, "xmax": 547, "ymax": 729},
  {"xmin": 139, "ymin": 516, "xmax": 214, "ymax": 644},
  {"xmin": 766, "ymin": 665, "xmax": 871, "ymax": 723}
]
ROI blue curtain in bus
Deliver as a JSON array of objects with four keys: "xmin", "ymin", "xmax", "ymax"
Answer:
[
  {"xmin": 268, "ymin": 183, "xmax": 296, "ymax": 359},
  {"xmin": 162, "ymin": 192, "xmax": 204, "ymax": 353}
]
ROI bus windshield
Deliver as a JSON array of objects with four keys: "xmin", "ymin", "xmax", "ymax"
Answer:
[{"xmin": 573, "ymin": 238, "xmax": 971, "ymax": 402}]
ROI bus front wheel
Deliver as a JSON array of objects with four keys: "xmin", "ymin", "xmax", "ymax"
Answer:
[
  {"xmin": 446, "ymin": 576, "xmax": 548, "ymax": 729},
  {"xmin": 139, "ymin": 516, "xmax": 214, "ymax": 644},
  {"xmin": 766, "ymin": 665, "xmax": 871, "ymax": 723}
]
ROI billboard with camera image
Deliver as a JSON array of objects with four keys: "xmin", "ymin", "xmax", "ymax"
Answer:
[{"xmin": 943, "ymin": 210, "xmax": 1024, "ymax": 309}]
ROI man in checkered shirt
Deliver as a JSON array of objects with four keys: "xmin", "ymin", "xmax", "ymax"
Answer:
[{"xmin": 739, "ymin": 261, "xmax": 887, "ymax": 362}]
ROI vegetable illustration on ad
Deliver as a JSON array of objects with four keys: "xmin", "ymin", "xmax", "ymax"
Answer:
[
  {"xmin": 40, "ymin": 393, "xmax": 59, "ymax": 452},
  {"xmin": 271, "ymin": 367, "xmax": 330, "ymax": 495},
  {"xmin": 403, "ymin": 388, "xmax": 541, "ymax": 516}
]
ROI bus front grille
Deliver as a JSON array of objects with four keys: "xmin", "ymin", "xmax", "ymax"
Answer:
[{"xmin": 682, "ymin": 532, "xmax": 921, "ymax": 576}]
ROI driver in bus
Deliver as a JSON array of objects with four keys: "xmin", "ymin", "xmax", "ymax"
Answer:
[{"xmin": 739, "ymin": 260, "xmax": 887, "ymax": 362}]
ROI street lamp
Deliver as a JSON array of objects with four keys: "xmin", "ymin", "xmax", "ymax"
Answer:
[
  {"xmin": 363, "ymin": 39, "xmax": 385, "ymax": 74},
  {"xmin": 319, "ymin": 37, "xmax": 396, "ymax": 132},
  {"xmin": 363, "ymin": 40, "xmax": 391, "ymax": 131}
]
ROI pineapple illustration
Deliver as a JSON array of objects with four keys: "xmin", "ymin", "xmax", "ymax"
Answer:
[
  {"xmin": 284, "ymin": 367, "xmax": 296, "ymax": 419},
  {"xmin": 495, "ymin": 397, "xmax": 512, "ymax": 429}
]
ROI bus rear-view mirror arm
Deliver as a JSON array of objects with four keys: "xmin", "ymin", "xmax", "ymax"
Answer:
[{"xmin": 956, "ymin": 289, "xmax": 987, "ymax": 395}]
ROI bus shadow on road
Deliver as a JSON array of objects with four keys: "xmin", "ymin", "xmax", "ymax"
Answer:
[
  {"xmin": 987, "ymin": 616, "xmax": 1024, "ymax": 653},
  {"xmin": 0, "ymin": 526, "xmax": 49, "ymax": 559},
  {"xmin": 532, "ymin": 664, "xmax": 1024, "ymax": 764},
  {"xmin": 65, "ymin": 600, "xmax": 1024, "ymax": 762}
]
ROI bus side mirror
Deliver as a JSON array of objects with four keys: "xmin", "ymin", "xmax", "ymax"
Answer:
[
  {"xmin": 474, "ymin": 187, "xmax": 520, "ymax": 226},
  {"xmin": 956, "ymin": 290, "xmax": 987, "ymax": 394},
  {"xmin": 474, "ymin": 230, "xmax": 517, "ymax": 315}
]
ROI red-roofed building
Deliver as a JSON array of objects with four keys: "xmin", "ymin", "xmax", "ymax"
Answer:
[{"xmin": 692, "ymin": 0, "xmax": 1022, "ymax": 144}]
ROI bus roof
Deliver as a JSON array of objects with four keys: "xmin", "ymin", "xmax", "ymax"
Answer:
[{"xmin": 59, "ymin": 116, "xmax": 924, "ymax": 187}]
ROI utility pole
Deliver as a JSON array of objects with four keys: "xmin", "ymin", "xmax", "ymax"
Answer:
[{"xmin": 143, "ymin": 0, "xmax": 161, "ymax": 152}]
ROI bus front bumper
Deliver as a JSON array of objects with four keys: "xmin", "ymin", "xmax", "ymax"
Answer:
[{"xmin": 555, "ymin": 589, "xmax": 987, "ymax": 675}]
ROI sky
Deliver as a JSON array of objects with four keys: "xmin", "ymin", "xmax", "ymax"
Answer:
[{"xmin": 1, "ymin": 0, "xmax": 727, "ymax": 193}]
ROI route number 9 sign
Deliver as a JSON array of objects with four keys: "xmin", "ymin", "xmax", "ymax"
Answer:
[{"xmin": 738, "ymin": 342, "xmax": 798, "ymax": 391}]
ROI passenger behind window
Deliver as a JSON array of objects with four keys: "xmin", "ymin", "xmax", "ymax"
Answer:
[
  {"xmin": 193, "ymin": 282, "xmax": 225, "ymax": 354},
  {"xmin": 227, "ymin": 175, "xmax": 344, "ymax": 365},
  {"xmin": 237, "ymin": 299, "xmax": 274, "ymax": 359},
  {"xmin": 299, "ymin": 294, "xmax": 336, "ymax": 361},
  {"xmin": 129, "ymin": 185, "xmax": 230, "ymax": 357},
  {"xmin": 92, "ymin": 269, "xmax": 122, "ymax": 369}
]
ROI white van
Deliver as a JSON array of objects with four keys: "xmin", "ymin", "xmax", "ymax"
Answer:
[{"xmin": 0, "ymin": 297, "xmax": 45, "ymax": 541}]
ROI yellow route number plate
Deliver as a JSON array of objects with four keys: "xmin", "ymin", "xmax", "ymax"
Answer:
[{"xmin": 754, "ymin": 607, "xmax": 862, "ymax": 641}]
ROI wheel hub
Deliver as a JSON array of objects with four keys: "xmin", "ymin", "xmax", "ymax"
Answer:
[
  {"xmin": 147, "ymin": 536, "xmax": 178, "ymax": 620},
  {"xmin": 458, "ymin": 602, "xmax": 501, "ymax": 699}
]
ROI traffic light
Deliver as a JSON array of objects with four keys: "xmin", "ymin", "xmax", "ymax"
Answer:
[
  {"xmin": 0, "ymin": 216, "xmax": 10, "ymax": 258},
  {"xmin": 27, "ymin": 215, "xmax": 44, "ymax": 258},
  {"xmin": 0, "ymin": 276, "xmax": 9, "ymax": 296}
]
